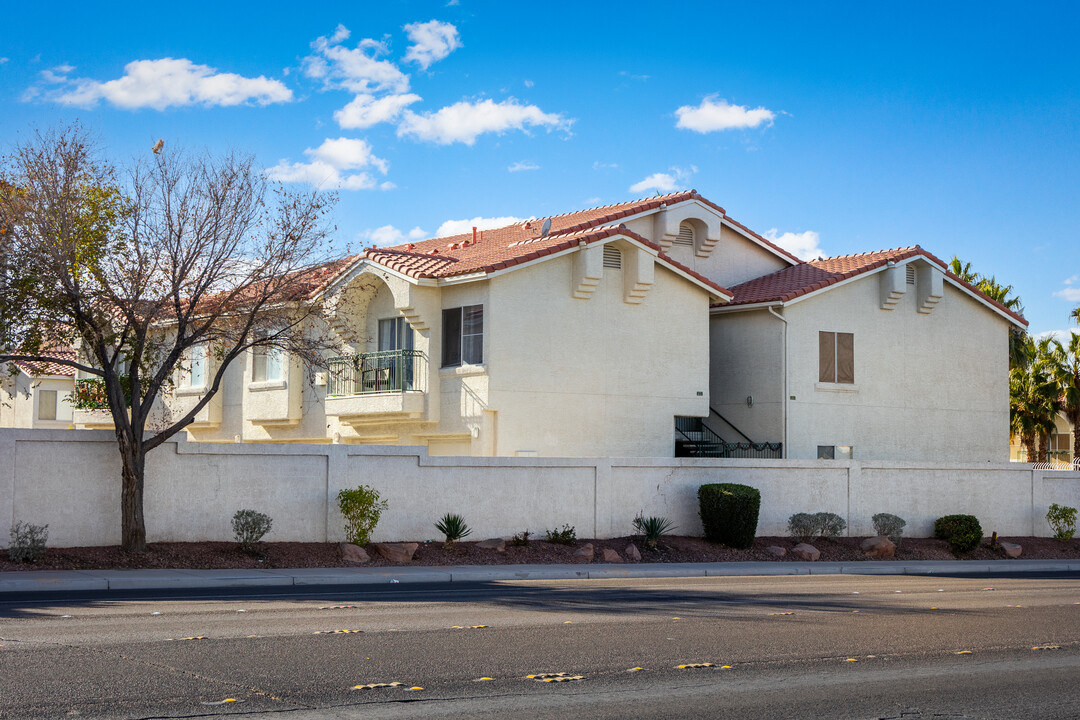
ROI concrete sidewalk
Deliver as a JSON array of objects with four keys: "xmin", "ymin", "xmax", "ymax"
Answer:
[{"xmin": 3, "ymin": 559, "xmax": 1079, "ymax": 594}]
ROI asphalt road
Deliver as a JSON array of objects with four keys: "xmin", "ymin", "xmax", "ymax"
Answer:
[{"xmin": 2, "ymin": 574, "xmax": 1079, "ymax": 719}]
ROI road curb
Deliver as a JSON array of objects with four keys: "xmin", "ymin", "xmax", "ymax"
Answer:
[{"xmin": 3, "ymin": 558, "xmax": 1079, "ymax": 596}]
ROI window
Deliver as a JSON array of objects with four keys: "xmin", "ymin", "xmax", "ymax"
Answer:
[
  {"xmin": 602, "ymin": 245, "xmax": 622, "ymax": 269},
  {"xmin": 819, "ymin": 331, "xmax": 854, "ymax": 384},
  {"xmin": 675, "ymin": 222, "xmax": 694, "ymax": 246},
  {"xmin": 442, "ymin": 305, "xmax": 483, "ymax": 367},
  {"xmin": 181, "ymin": 344, "xmax": 207, "ymax": 388},
  {"xmin": 252, "ymin": 341, "xmax": 284, "ymax": 382},
  {"xmin": 38, "ymin": 390, "xmax": 57, "ymax": 421},
  {"xmin": 378, "ymin": 317, "xmax": 414, "ymax": 352},
  {"xmin": 817, "ymin": 445, "xmax": 853, "ymax": 460}
]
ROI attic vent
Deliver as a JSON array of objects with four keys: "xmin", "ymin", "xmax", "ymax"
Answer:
[
  {"xmin": 906, "ymin": 265, "xmax": 916, "ymax": 285},
  {"xmin": 602, "ymin": 245, "xmax": 622, "ymax": 269},
  {"xmin": 674, "ymin": 222, "xmax": 694, "ymax": 246}
]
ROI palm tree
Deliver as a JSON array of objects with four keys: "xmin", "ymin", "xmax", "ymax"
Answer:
[
  {"xmin": 1011, "ymin": 336, "xmax": 1061, "ymax": 463},
  {"xmin": 1053, "ymin": 333, "xmax": 1080, "ymax": 465}
]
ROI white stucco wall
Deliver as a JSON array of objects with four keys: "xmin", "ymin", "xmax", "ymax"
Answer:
[
  {"xmin": 3, "ymin": 430, "xmax": 1076, "ymax": 548},
  {"xmin": 1, "ymin": 374, "xmax": 74, "ymax": 429},
  {"xmin": 711, "ymin": 263, "xmax": 1013, "ymax": 462},
  {"xmin": 708, "ymin": 308, "xmax": 785, "ymax": 444},
  {"xmin": 485, "ymin": 246, "xmax": 711, "ymax": 458}
]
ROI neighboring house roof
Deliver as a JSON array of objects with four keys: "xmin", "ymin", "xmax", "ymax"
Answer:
[
  {"xmin": 718, "ymin": 245, "xmax": 1028, "ymax": 327},
  {"xmin": 14, "ymin": 349, "xmax": 77, "ymax": 377}
]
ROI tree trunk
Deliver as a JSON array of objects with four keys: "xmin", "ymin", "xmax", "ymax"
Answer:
[
  {"xmin": 1074, "ymin": 422, "xmax": 1080, "ymax": 468},
  {"xmin": 1022, "ymin": 431, "xmax": 1037, "ymax": 463},
  {"xmin": 1036, "ymin": 433, "xmax": 1049, "ymax": 464},
  {"xmin": 118, "ymin": 431, "xmax": 147, "ymax": 552}
]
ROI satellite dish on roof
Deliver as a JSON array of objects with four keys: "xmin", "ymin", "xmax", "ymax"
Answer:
[{"xmin": 540, "ymin": 217, "xmax": 551, "ymax": 238}]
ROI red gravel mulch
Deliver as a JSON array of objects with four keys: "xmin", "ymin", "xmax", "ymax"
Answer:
[{"xmin": 3, "ymin": 535, "xmax": 1079, "ymax": 572}]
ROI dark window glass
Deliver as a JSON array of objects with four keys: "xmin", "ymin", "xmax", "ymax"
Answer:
[{"xmin": 442, "ymin": 308, "xmax": 463, "ymax": 367}]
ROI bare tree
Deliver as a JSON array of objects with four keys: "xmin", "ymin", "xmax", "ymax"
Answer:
[{"xmin": 0, "ymin": 124, "xmax": 341, "ymax": 552}]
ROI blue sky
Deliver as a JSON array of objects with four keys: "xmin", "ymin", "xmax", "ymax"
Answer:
[{"xmin": 2, "ymin": 1, "xmax": 1078, "ymax": 336}]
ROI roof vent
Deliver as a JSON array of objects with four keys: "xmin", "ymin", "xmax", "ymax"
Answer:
[
  {"xmin": 603, "ymin": 245, "xmax": 622, "ymax": 269},
  {"xmin": 674, "ymin": 222, "xmax": 694, "ymax": 246}
]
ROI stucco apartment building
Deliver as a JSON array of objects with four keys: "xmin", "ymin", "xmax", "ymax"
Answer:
[{"xmin": 12, "ymin": 191, "xmax": 1026, "ymax": 461}]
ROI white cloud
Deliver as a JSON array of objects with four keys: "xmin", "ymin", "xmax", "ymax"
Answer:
[
  {"xmin": 675, "ymin": 96, "xmax": 776, "ymax": 133},
  {"xmin": 1036, "ymin": 329, "xmax": 1080, "ymax": 344},
  {"xmin": 303, "ymin": 26, "xmax": 410, "ymax": 94},
  {"xmin": 629, "ymin": 166, "xmax": 696, "ymax": 194},
  {"xmin": 334, "ymin": 92, "xmax": 422, "ymax": 129},
  {"xmin": 363, "ymin": 224, "xmax": 427, "ymax": 246},
  {"xmin": 1054, "ymin": 287, "xmax": 1080, "ymax": 302},
  {"xmin": 35, "ymin": 58, "xmax": 292, "ymax": 110},
  {"xmin": 593, "ymin": 161, "xmax": 618, "ymax": 170},
  {"xmin": 0, "ymin": 57, "xmax": 8, "ymax": 65},
  {"xmin": 403, "ymin": 20, "xmax": 462, "ymax": 70},
  {"xmin": 523, "ymin": 79, "xmax": 534, "ymax": 88},
  {"xmin": 398, "ymin": 98, "xmax": 569, "ymax": 145},
  {"xmin": 436, "ymin": 215, "xmax": 525, "ymax": 237},
  {"xmin": 508, "ymin": 161, "xmax": 539, "ymax": 172},
  {"xmin": 764, "ymin": 228, "xmax": 824, "ymax": 260},
  {"xmin": 266, "ymin": 137, "xmax": 389, "ymax": 191}
]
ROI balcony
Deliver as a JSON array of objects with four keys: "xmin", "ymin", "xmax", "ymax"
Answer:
[
  {"xmin": 72, "ymin": 377, "xmax": 128, "ymax": 429},
  {"xmin": 325, "ymin": 350, "xmax": 428, "ymax": 424}
]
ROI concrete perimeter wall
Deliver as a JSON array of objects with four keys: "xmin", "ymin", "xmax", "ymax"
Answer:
[{"xmin": 2, "ymin": 429, "xmax": 1078, "ymax": 548}]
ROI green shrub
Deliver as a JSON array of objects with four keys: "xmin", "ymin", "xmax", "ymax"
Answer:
[
  {"xmin": 435, "ymin": 513, "xmax": 472, "ymax": 546},
  {"xmin": 934, "ymin": 514, "xmax": 983, "ymax": 553},
  {"xmin": 872, "ymin": 513, "xmax": 907, "ymax": 546},
  {"xmin": 698, "ymin": 483, "xmax": 760, "ymax": 548},
  {"xmin": 337, "ymin": 485, "xmax": 388, "ymax": 546},
  {"xmin": 510, "ymin": 530, "xmax": 531, "ymax": 547},
  {"xmin": 232, "ymin": 509, "xmax": 273, "ymax": 552},
  {"xmin": 545, "ymin": 524, "xmax": 577, "ymax": 545},
  {"xmin": 8, "ymin": 521, "xmax": 48, "ymax": 563},
  {"xmin": 633, "ymin": 514, "xmax": 674, "ymax": 548},
  {"xmin": 787, "ymin": 511, "xmax": 846, "ymax": 542},
  {"xmin": 1046, "ymin": 504, "xmax": 1077, "ymax": 541},
  {"xmin": 633, "ymin": 514, "xmax": 675, "ymax": 549}
]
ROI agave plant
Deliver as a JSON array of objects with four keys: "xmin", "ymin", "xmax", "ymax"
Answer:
[
  {"xmin": 633, "ymin": 514, "xmax": 675, "ymax": 549},
  {"xmin": 435, "ymin": 513, "xmax": 472, "ymax": 547}
]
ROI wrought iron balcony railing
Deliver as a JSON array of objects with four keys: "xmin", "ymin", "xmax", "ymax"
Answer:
[{"xmin": 327, "ymin": 350, "xmax": 427, "ymax": 397}]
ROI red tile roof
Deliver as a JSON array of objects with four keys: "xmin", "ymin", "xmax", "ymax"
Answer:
[
  {"xmin": 720, "ymin": 245, "xmax": 1028, "ymax": 326},
  {"xmin": 15, "ymin": 349, "xmax": 77, "ymax": 377},
  {"xmin": 353, "ymin": 190, "xmax": 798, "ymax": 283}
]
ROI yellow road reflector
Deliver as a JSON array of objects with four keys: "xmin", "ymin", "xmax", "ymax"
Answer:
[
  {"xmin": 627, "ymin": 667, "xmax": 644, "ymax": 672},
  {"xmin": 956, "ymin": 650, "xmax": 972, "ymax": 655},
  {"xmin": 676, "ymin": 663, "xmax": 715, "ymax": 669},
  {"xmin": 528, "ymin": 672, "xmax": 583, "ymax": 682},
  {"xmin": 353, "ymin": 682, "xmax": 405, "ymax": 690},
  {"xmin": 450, "ymin": 625, "xmax": 465, "ymax": 629},
  {"xmin": 407, "ymin": 686, "xmax": 424, "ymax": 691},
  {"xmin": 474, "ymin": 677, "xmax": 494, "ymax": 682},
  {"xmin": 1006, "ymin": 605, "xmax": 1023, "ymax": 608},
  {"xmin": 770, "ymin": 612, "xmax": 795, "ymax": 616},
  {"xmin": 721, "ymin": 665, "xmax": 733, "ymax": 669},
  {"xmin": 1032, "ymin": 645, "xmax": 1061, "ymax": 650},
  {"xmin": 845, "ymin": 658, "xmax": 858, "ymax": 662},
  {"xmin": 313, "ymin": 629, "xmax": 363, "ymax": 634},
  {"xmin": 672, "ymin": 617, "xmax": 680, "ymax": 620},
  {"xmin": 851, "ymin": 610, "xmax": 859, "ymax": 613},
  {"xmin": 471, "ymin": 625, "xmax": 488, "ymax": 629},
  {"xmin": 563, "ymin": 621, "xmax": 573, "ymax": 624},
  {"xmin": 180, "ymin": 636, "xmax": 207, "ymax": 640},
  {"xmin": 200, "ymin": 698, "xmax": 242, "ymax": 705},
  {"xmin": 931, "ymin": 607, "xmax": 938, "ymax": 610}
]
